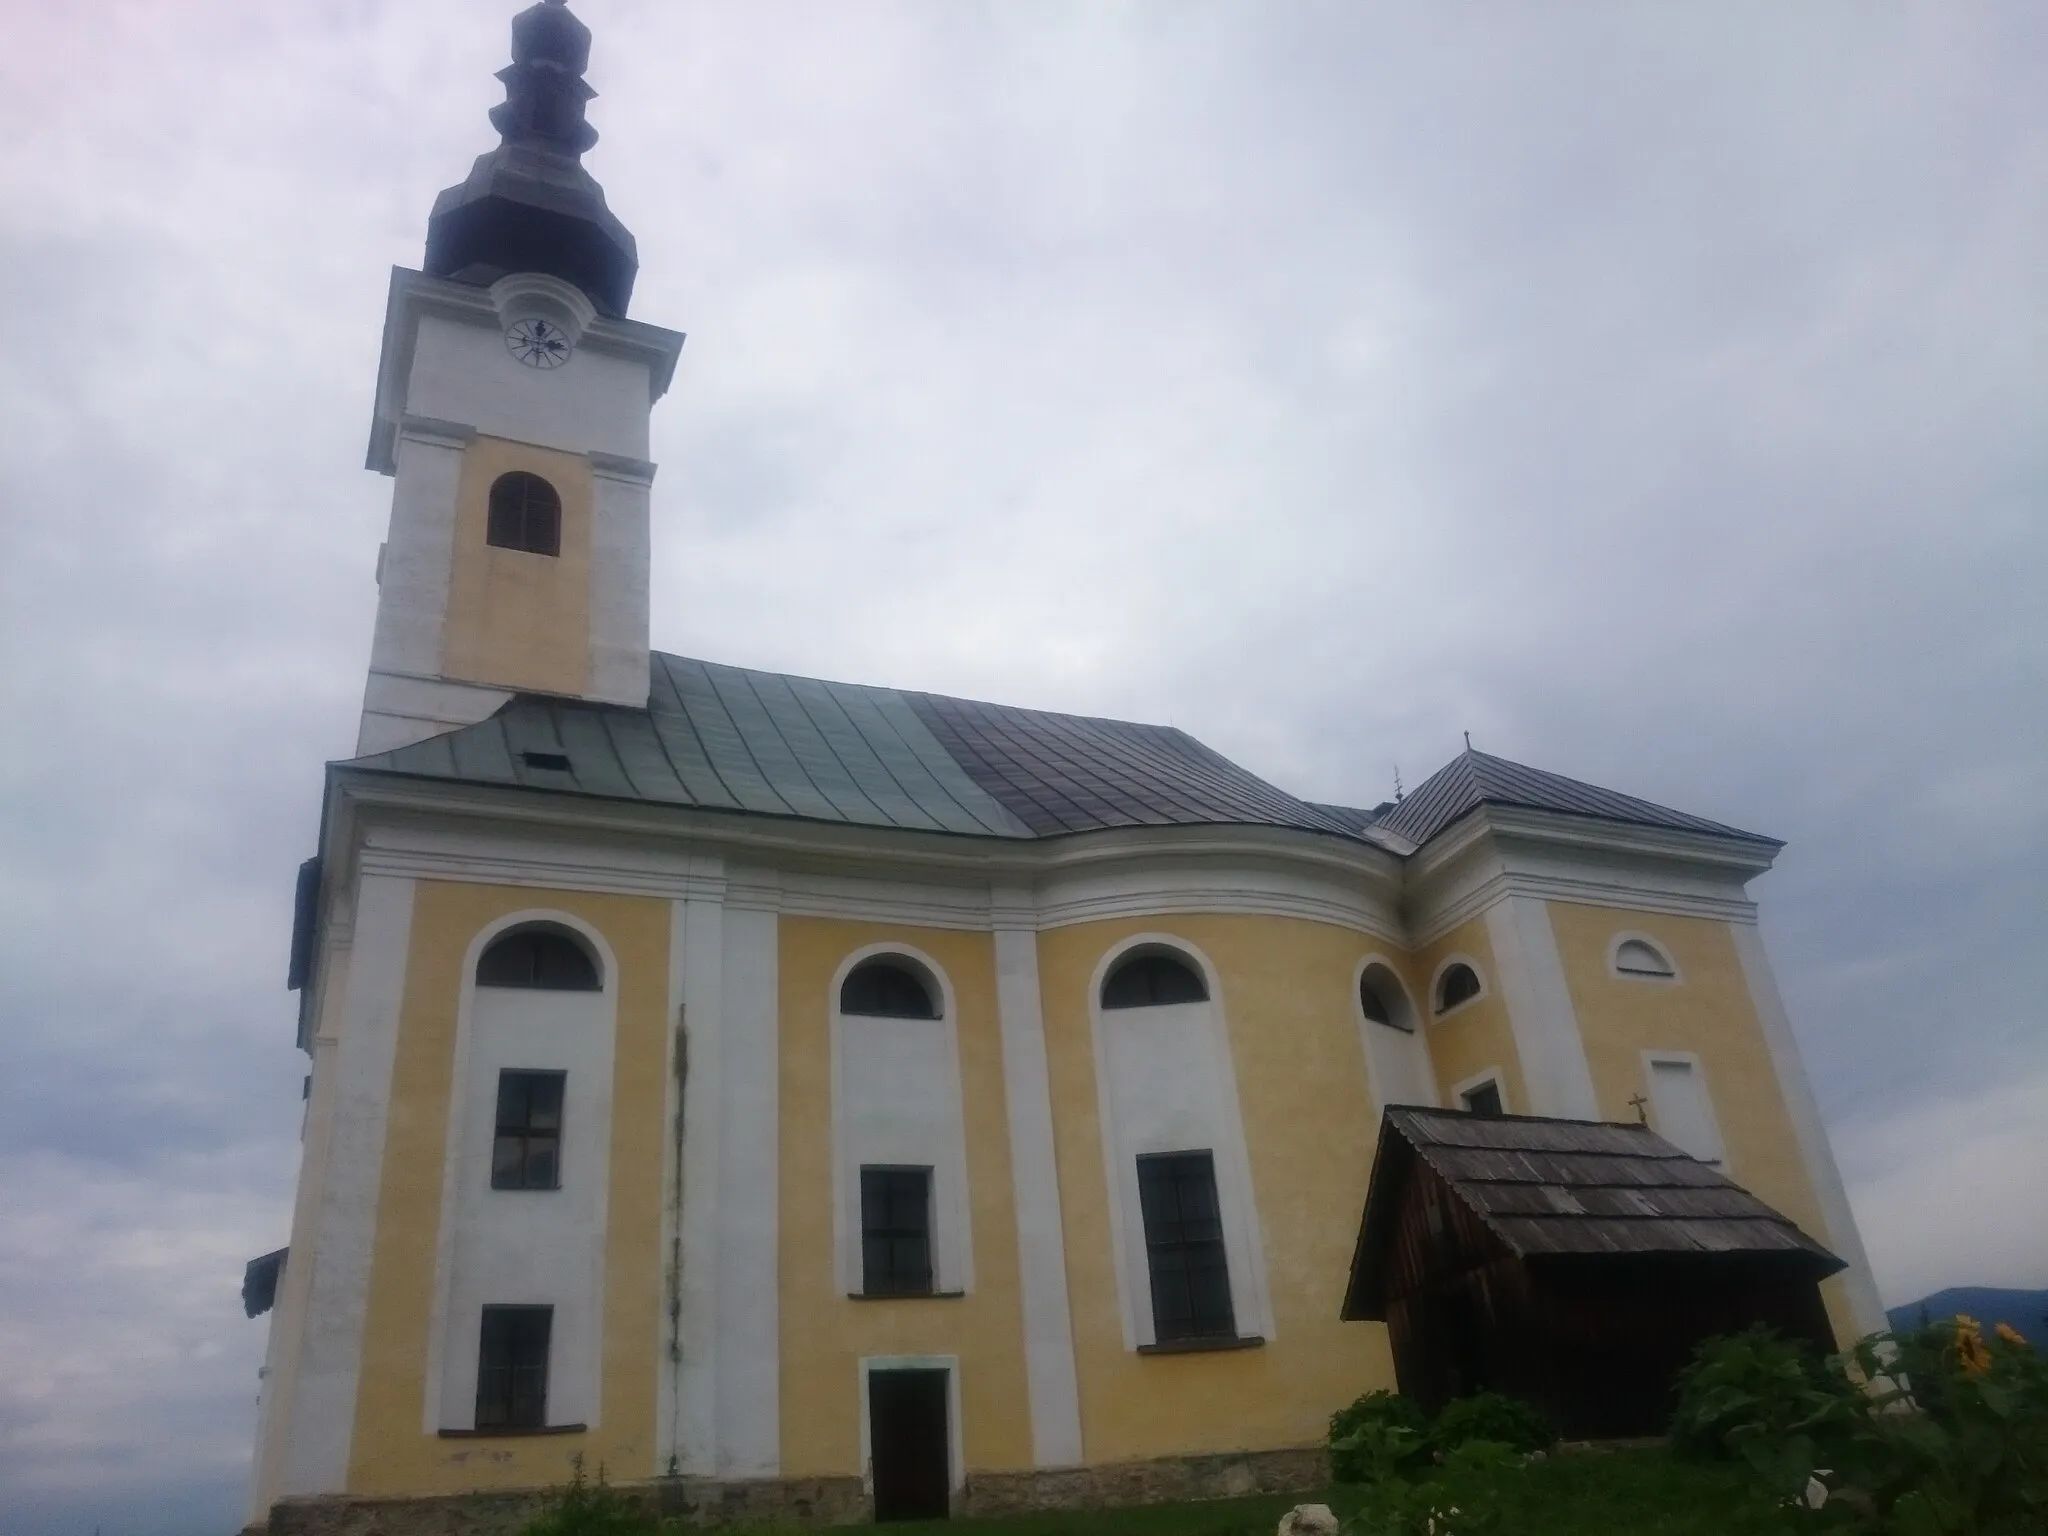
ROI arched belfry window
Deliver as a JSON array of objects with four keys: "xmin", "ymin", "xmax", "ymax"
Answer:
[
  {"xmin": 1101, "ymin": 950, "xmax": 1209, "ymax": 1010},
  {"xmin": 840, "ymin": 958, "xmax": 939, "ymax": 1019},
  {"xmin": 476, "ymin": 924, "xmax": 600, "ymax": 991},
  {"xmin": 1360, "ymin": 965, "xmax": 1414, "ymax": 1033},
  {"xmin": 486, "ymin": 471, "xmax": 562, "ymax": 557},
  {"xmin": 1435, "ymin": 961, "xmax": 1482, "ymax": 1015}
]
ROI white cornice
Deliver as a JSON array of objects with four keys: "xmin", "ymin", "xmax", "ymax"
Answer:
[
  {"xmin": 367, "ymin": 267, "xmax": 687, "ymax": 474},
  {"xmin": 321, "ymin": 771, "xmax": 1767, "ymax": 949}
]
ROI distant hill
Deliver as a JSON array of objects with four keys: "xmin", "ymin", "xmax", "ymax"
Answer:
[{"xmin": 1888, "ymin": 1286, "xmax": 2048, "ymax": 1340}]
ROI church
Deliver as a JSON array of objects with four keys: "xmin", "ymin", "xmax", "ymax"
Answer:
[{"xmin": 244, "ymin": 2, "xmax": 1883, "ymax": 1527}]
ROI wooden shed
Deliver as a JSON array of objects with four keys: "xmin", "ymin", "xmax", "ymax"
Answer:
[{"xmin": 1341, "ymin": 1107, "xmax": 1845, "ymax": 1439}]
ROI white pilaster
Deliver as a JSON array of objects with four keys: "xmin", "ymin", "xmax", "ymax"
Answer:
[
  {"xmin": 714, "ymin": 884, "xmax": 781, "ymax": 1475},
  {"xmin": 587, "ymin": 453, "xmax": 654, "ymax": 708},
  {"xmin": 671, "ymin": 892, "xmax": 727, "ymax": 1474},
  {"xmin": 1483, "ymin": 896, "xmax": 1599, "ymax": 1120},
  {"xmin": 990, "ymin": 899, "xmax": 1084, "ymax": 1466},
  {"xmin": 1729, "ymin": 922, "xmax": 1887, "ymax": 1335},
  {"xmin": 281, "ymin": 874, "xmax": 416, "ymax": 1494}
]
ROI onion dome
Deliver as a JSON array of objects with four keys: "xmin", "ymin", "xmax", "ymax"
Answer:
[{"xmin": 423, "ymin": 0, "xmax": 638, "ymax": 318}]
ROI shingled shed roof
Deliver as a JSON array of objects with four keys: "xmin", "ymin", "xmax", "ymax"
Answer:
[
  {"xmin": 1342, "ymin": 1106, "xmax": 1843, "ymax": 1319},
  {"xmin": 1376, "ymin": 748, "xmax": 1776, "ymax": 848}
]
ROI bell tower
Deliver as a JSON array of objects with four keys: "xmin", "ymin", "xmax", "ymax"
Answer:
[{"xmin": 357, "ymin": 0, "xmax": 684, "ymax": 755}]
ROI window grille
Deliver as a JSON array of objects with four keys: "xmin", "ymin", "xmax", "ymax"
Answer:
[
  {"xmin": 1101, "ymin": 952, "xmax": 1208, "ymax": 1009},
  {"xmin": 840, "ymin": 960, "xmax": 938, "ymax": 1019},
  {"xmin": 476, "ymin": 926, "xmax": 600, "ymax": 991},
  {"xmin": 486, "ymin": 471, "xmax": 562, "ymax": 556},
  {"xmin": 475, "ymin": 1305, "xmax": 552, "ymax": 1430},
  {"xmin": 860, "ymin": 1166, "xmax": 935, "ymax": 1295},
  {"xmin": 492, "ymin": 1070, "xmax": 565, "ymax": 1190},
  {"xmin": 1460, "ymin": 1079, "xmax": 1505, "ymax": 1118},
  {"xmin": 1436, "ymin": 962, "xmax": 1481, "ymax": 1013},
  {"xmin": 1135, "ymin": 1151, "xmax": 1235, "ymax": 1341}
]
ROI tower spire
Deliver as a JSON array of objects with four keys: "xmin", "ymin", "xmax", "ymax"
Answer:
[{"xmin": 424, "ymin": 0, "xmax": 640, "ymax": 317}]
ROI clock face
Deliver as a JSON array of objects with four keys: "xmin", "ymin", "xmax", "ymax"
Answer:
[{"xmin": 505, "ymin": 316, "xmax": 572, "ymax": 369}]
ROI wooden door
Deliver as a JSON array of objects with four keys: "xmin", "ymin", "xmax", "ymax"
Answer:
[{"xmin": 869, "ymin": 1368, "xmax": 950, "ymax": 1521}]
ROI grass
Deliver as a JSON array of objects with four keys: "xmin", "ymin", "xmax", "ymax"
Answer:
[{"xmin": 850, "ymin": 1447, "xmax": 1803, "ymax": 1536}]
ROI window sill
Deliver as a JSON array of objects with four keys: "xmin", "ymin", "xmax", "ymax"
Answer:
[
  {"xmin": 438, "ymin": 1423, "xmax": 587, "ymax": 1439},
  {"xmin": 1137, "ymin": 1334, "xmax": 1265, "ymax": 1356},
  {"xmin": 848, "ymin": 1290, "xmax": 966, "ymax": 1301}
]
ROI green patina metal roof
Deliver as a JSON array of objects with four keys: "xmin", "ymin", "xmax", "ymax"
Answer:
[{"xmin": 342, "ymin": 652, "xmax": 1771, "ymax": 849}]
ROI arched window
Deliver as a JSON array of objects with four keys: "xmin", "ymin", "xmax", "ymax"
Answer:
[
  {"xmin": 1359, "ymin": 965, "xmax": 1413, "ymax": 1033},
  {"xmin": 1101, "ymin": 950, "xmax": 1208, "ymax": 1010},
  {"xmin": 1615, "ymin": 938, "xmax": 1677, "ymax": 979},
  {"xmin": 840, "ymin": 958, "xmax": 938, "ymax": 1019},
  {"xmin": 476, "ymin": 924, "xmax": 600, "ymax": 991},
  {"xmin": 1435, "ymin": 961, "xmax": 1481, "ymax": 1015},
  {"xmin": 486, "ymin": 471, "xmax": 562, "ymax": 556}
]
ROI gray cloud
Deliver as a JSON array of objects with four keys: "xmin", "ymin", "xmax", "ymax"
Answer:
[{"xmin": 4, "ymin": 2, "xmax": 2043, "ymax": 1530}]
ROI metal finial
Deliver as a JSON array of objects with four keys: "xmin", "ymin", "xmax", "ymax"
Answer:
[
  {"xmin": 1628, "ymin": 1092, "xmax": 1649, "ymax": 1125},
  {"xmin": 1463, "ymin": 730, "xmax": 1472, "ymax": 752}
]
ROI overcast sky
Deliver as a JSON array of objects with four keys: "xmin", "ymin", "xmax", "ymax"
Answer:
[{"xmin": 3, "ymin": 2, "xmax": 2044, "ymax": 1531}]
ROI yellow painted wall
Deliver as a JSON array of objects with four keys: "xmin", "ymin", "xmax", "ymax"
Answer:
[
  {"xmin": 777, "ymin": 919, "xmax": 1036, "ymax": 1479},
  {"xmin": 1545, "ymin": 902, "xmax": 1858, "ymax": 1345},
  {"xmin": 347, "ymin": 881, "xmax": 669, "ymax": 1493},
  {"xmin": 1411, "ymin": 919, "xmax": 1528, "ymax": 1112},
  {"xmin": 440, "ymin": 436, "xmax": 592, "ymax": 697},
  {"xmin": 1036, "ymin": 915, "xmax": 1398, "ymax": 1464}
]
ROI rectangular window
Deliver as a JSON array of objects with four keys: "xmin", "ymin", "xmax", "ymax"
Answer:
[
  {"xmin": 475, "ymin": 1304, "xmax": 552, "ymax": 1430},
  {"xmin": 1460, "ymin": 1078, "xmax": 1504, "ymax": 1117},
  {"xmin": 1136, "ymin": 1150, "xmax": 1236, "ymax": 1342},
  {"xmin": 861, "ymin": 1166, "xmax": 934, "ymax": 1296},
  {"xmin": 492, "ymin": 1070, "xmax": 565, "ymax": 1190}
]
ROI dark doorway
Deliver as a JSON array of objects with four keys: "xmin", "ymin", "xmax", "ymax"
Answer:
[{"xmin": 869, "ymin": 1368, "xmax": 950, "ymax": 1521}]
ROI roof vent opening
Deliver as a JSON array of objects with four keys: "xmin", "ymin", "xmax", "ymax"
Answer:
[{"xmin": 521, "ymin": 751, "xmax": 572, "ymax": 772}]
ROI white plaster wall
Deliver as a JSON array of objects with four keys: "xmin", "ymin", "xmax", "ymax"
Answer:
[
  {"xmin": 431, "ymin": 956, "xmax": 615, "ymax": 1430},
  {"xmin": 1090, "ymin": 948, "xmax": 1273, "ymax": 1348},
  {"xmin": 832, "ymin": 951, "xmax": 974, "ymax": 1297},
  {"xmin": 1483, "ymin": 897, "xmax": 1599, "ymax": 1119},
  {"xmin": 714, "ymin": 900, "xmax": 781, "ymax": 1475},
  {"xmin": 1730, "ymin": 921, "xmax": 1889, "ymax": 1335},
  {"xmin": 281, "ymin": 875, "xmax": 415, "ymax": 1495},
  {"xmin": 991, "ymin": 918, "xmax": 1083, "ymax": 1467},
  {"xmin": 406, "ymin": 314, "xmax": 654, "ymax": 461}
]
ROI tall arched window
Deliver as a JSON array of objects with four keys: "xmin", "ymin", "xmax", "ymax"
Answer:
[
  {"xmin": 1359, "ymin": 965, "xmax": 1414, "ymax": 1033},
  {"xmin": 486, "ymin": 471, "xmax": 562, "ymax": 557},
  {"xmin": 476, "ymin": 924, "xmax": 600, "ymax": 990},
  {"xmin": 840, "ymin": 958, "xmax": 939, "ymax": 1019},
  {"xmin": 1101, "ymin": 950, "xmax": 1208, "ymax": 1010},
  {"xmin": 1434, "ymin": 961, "xmax": 1482, "ymax": 1015}
]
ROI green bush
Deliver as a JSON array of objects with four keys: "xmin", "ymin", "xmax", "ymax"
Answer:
[
  {"xmin": 1830, "ymin": 1318, "xmax": 2048, "ymax": 1534},
  {"xmin": 515, "ymin": 1459, "xmax": 666, "ymax": 1536},
  {"xmin": 1329, "ymin": 1390, "xmax": 1430, "ymax": 1483},
  {"xmin": 1669, "ymin": 1325, "xmax": 1858, "ymax": 1465},
  {"xmin": 1429, "ymin": 1393, "xmax": 1555, "ymax": 1455}
]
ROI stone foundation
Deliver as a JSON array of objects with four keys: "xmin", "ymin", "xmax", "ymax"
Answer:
[
  {"xmin": 263, "ymin": 1445, "xmax": 1328, "ymax": 1534},
  {"xmin": 962, "ymin": 1446, "xmax": 1328, "ymax": 1517}
]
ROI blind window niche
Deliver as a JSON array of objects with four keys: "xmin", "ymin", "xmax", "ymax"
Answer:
[
  {"xmin": 1136, "ymin": 1151, "xmax": 1236, "ymax": 1342},
  {"xmin": 475, "ymin": 1304, "xmax": 552, "ymax": 1430},
  {"xmin": 1648, "ymin": 1058, "xmax": 1724, "ymax": 1164},
  {"xmin": 860, "ymin": 1166, "xmax": 934, "ymax": 1296},
  {"xmin": 492, "ymin": 1070, "xmax": 565, "ymax": 1190}
]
